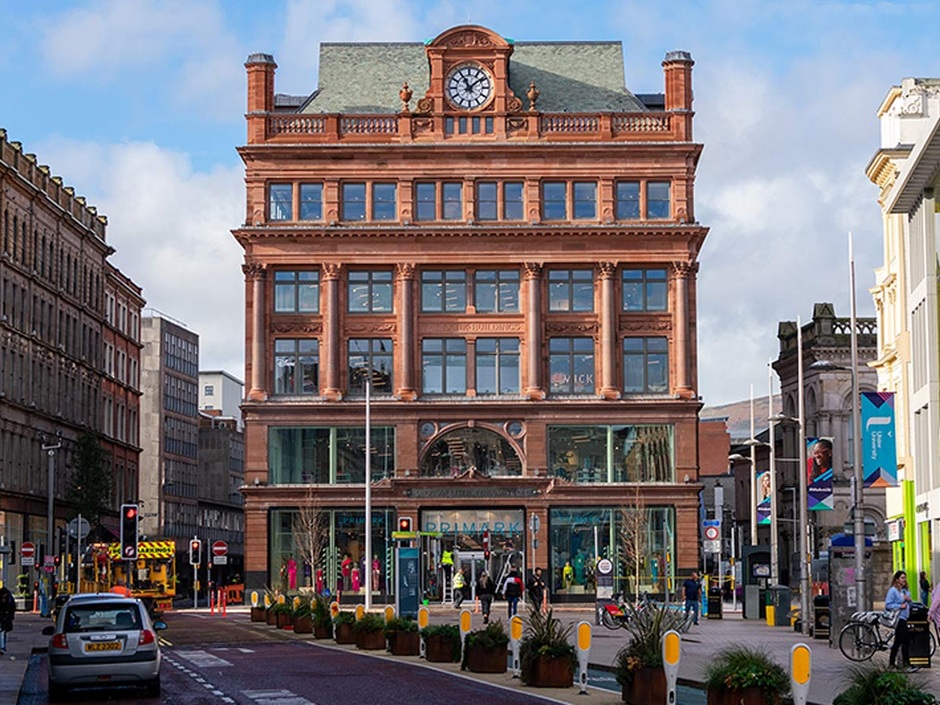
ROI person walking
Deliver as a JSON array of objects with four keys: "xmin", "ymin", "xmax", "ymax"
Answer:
[
  {"xmin": 477, "ymin": 571, "xmax": 496, "ymax": 624},
  {"xmin": 453, "ymin": 567, "xmax": 468, "ymax": 608},
  {"xmin": 0, "ymin": 585, "xmax": 15, "ymax": 655},
  {"xmin": 886, "ymin": 570, "xmax": 915, "ymax": 670},
  {"xmin": 683, "ymin": 571, "xmax": 702, "ymax": 626},
  {"xmin": 502, "ymin": 567, "xmax": 524, "ymax": 619},
  {"xmin": 526, "ymin": 567, "xmax": 546, "ymax": 613}
]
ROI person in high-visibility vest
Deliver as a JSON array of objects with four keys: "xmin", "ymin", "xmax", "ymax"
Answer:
[
  {"xmin": 452, "ymin": 567, "xmax": 468, "ymax": 608},
  {"xmin": 441, "ymin": 547, "xmax": 454, "ymax": 581}
]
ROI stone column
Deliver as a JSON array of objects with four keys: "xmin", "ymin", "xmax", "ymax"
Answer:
[
  {"xmin": 396, "ymin": 263, "xmax": 416, "ymax": 400},
  {"xmin": 244, "ymin": 263, "xmax": 267, "ymax": 401},
  {"xmin": 523, "ymin": 262, "xmax": 545, "ymax": 400},
  {"xmin": 598, "ymin": 261, "xmax": 620, "ymax": 399},
  {"xmin": 322, "ymin": 263, "xmax": 342, "ymax": 401},
  {"xmin": 672, "ymin": 261, "xmax": 696, "ymax": 399}
]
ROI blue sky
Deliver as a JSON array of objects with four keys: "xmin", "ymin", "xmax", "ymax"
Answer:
[{"xmin": 2, "ymin": 0, "xmax": 937, "ymax": 406}]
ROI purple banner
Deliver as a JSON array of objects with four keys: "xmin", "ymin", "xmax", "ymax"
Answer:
[{"xmin": 807, "ymin": 437, "xmax": 833, "ymax": 511}]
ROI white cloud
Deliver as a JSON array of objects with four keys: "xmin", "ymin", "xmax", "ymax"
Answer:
[{"xmin": 35, "ymin": 137, "xmax": 246, "ymax": 378}]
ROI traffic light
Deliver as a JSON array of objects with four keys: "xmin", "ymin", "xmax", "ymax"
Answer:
[
  {"xmin": 189, "ymin": 538, "xmax": 202, "ymax": 566},
  {"xmin": 482, "ymin": 530, "xmax": 491, "ymax": 560},
  {"xmin": 119, "ymin": 504, "xmax": 139, "ymax": 559},
  {"xmin": 397, "ymin": 517, "xmax": 412, "ymax": 533}
]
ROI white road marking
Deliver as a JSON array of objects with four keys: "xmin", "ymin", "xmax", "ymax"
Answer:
[
  {"xmin": 176, "ymin": 649, "xmax": 234, "ymax": 667},
  {"xmin": 242, "ymin": 689, "xmax": 318, "ymax": 705}
]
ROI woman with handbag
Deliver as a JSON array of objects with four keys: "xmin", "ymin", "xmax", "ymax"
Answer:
[{"xmin": 886, "ymin": 570, "xmax": 914, "ymax": 670}]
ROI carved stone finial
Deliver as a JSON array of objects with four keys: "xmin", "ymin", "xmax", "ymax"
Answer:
[
  {"xmin": 527, "ymin": 82, "xmax": 540, "ymax": 112},
  {"xmin": 399, "ymin": 82, "xmax": 413, "ymax": 112}
]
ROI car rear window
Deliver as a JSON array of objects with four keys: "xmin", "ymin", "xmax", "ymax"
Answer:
[{"xmin": 64, "ymin": 603, "xmax": 142, "ymax": 633}]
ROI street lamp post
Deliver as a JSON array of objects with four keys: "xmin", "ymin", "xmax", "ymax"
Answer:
[
  {"xmin": 768, "ymin": 364, "xmax": 779, "ymax": 586},
  {"xmin": 42, "ymin": 437, "xmax": 61, "ymax": 617},
  {"xmin": 849, "ymin": 234, "xmax": 866, "ymax": 611},
  {"xmin": 796, "ymin": 317, "xmax": 810, "ymax": 636},
  {"xmin": 364, "ymin": 371, "xmax": 373, "ymax": 611}
]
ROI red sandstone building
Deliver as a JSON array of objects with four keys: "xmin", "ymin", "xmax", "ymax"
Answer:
[{"xmin": 236, "ymin": 25, "xmax": 708, "ymax": 602}]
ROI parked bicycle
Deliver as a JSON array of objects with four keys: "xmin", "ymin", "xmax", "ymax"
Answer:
[
  {"xmin": 600, "ymin": 592, "xmax": 694, "ymax": 633},
  {"xmin": 838, "ymin": 609, "xmax": 937, "ymax": 662}
]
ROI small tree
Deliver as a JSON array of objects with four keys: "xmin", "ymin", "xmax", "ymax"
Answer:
[
  {"xmin": 65, "ymin": 432, "xmax": 112, "ymax": 527},
  {"xmin": 619, "ymin": 485, "xmax": 649, "ymax": 604},
  {"xmin": 292, "ymin": 487, "xmax": 327, "ymax": 591}
]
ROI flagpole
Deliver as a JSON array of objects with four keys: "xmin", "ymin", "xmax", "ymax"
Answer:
[{"xmin": 849, "ymin": 232, "xmax": 866, "ymax": 610}]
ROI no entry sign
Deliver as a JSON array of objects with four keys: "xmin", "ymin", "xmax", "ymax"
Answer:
[
  {"xmin": 212, "ymin": 541, "xmax": 228, "ymax": 557},
  {"xmin": 20, "ymin": 541, "xmax": 35, "ymax": 566}
]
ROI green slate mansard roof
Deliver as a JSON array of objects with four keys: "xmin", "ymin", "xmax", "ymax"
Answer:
[{"xmin": 284, "ymin": 41, "xmax": 652, "ymax": 114}]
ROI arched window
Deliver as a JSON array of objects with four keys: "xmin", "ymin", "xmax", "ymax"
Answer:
[{"xmin": 421, "ymin": 426, "xmax": 522, "ymax": 478}]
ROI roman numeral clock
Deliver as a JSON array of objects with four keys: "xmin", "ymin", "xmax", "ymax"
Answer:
[{"xmin": 445, "ymin": 63, "xmax": 493, "ymax": 110}]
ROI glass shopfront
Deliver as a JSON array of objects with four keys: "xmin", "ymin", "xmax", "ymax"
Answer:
[
  {"xmin": 549, "ymin": 506, "xmax": 674, "ymax": 599},
  {"xmin": 268, "ymin": 426, "xmax": 395, "ymax": 484},
  {"xmin": 270, "ymin": 508, "xmax": 393, "ymax": 597}
]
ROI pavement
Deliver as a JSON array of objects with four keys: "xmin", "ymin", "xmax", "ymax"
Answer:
[{"xmin": 6, "ymin": 601, "xmax": 940, "ymax": 704}]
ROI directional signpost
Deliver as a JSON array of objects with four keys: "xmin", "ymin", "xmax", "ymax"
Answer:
[{"xmin": 20, "ymin": 541, "xmax": 35, "ymax": 567}]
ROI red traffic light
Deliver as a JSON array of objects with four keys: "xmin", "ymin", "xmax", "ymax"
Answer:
[
  {"xmin": 397, "ymin": 517, "xmax": 412, "ymax": 532},
  {"xmin": 124, "ymin": 506, "xmax": 138, "ymax": 519}
]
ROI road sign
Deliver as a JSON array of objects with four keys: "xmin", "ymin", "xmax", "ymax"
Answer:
[
  {"xmin": 212, "ymin": 541, "xmax": 228, "ymax": 557},
  {"xmin": 20, "ymin": 542, "xmax": 35, "ymax": 566},
  {"xmin": 44, "ymin": 555, "xmax": 56, "ymax": 573},
  {"xmin": 68, "ymin": 516, "xmax": 90, "ymax": 539},
  {"xmin": 703, "ymin": 520, "xmax": 721, "ymax": 554}
]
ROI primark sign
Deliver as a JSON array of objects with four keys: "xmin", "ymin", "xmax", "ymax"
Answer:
[{"xmin": 421, "ymin": 509, "xmax": 524, "ymax": 536}]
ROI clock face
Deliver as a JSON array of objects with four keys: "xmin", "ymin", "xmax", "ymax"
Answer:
[{"xmin": 446, "ymin": 64, "xmax": 493, "ymax": 110}]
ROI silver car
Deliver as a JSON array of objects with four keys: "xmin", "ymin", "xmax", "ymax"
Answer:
[{"xmin": 43, "ymin": 592, "xmax": 166, "ymax": 700}]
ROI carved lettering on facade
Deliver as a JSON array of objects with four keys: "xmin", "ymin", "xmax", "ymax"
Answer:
[
  {"xmin": 406, "ymin": 486, "xmax": 536, "ymax": 499},
  {"xmin": 422, "ymin": 321, "xmax": 524, "ymax": 334}
]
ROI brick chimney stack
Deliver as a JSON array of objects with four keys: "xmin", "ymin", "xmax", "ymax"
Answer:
[
  {"xmin": 663, "ymin": 50, "xmax": 694, "ymax": 140},
  {"xmin": 245, "ymin": 53, "xmax": 277, "ymax": 144}
]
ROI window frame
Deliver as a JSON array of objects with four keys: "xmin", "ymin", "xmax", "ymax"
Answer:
[
  {"xmin": 274, "ymin": 338, "xmax": 320, "ymax": 395},
  {"xmin": 372, "ymin": 183, "xmax": 398, "ymax": 221},
  {"xmin": 274, "ymin": 270, "xmax": 320, "ymax": 314},
  {"xmin": 474, "ymin": 269, "xmax": 520, "ymax": 313},
  {"xmin": 269, "ymin": 183, "xmax": 293, "ymax": 221},
  {"xmin": 341, "ymin": 182, "xmax": 367, "ymax": 221},
  {"xmin": 548, "ymin": 269, "xmax": 594, "ymax": 312},
  {"xmin": 549, "ymin": 337, "xmax": 595, "ymax": 395},
  {"xmin": 475, "ymin": 337, "xmax": 520, "ymax": 395},
  {"xmin": 347, "ymin": 338, "xmax": 394, "ymax": 394},
  {"xmin": 347, "ymin": 270, "xmax": 393, "ymax": 313},
  {"xmin": 421, "ymin": 270, "xmax": 467, "ymax": 313},
  {"xmin": 622, "ymin": 336, "xmax": 669, "ymax": 394},
  {"xmin": 299, "ymin": 183, "xmax": 323, "ymax": 221},
  {"xmin": 421, "ymin": 338, "xmax": 467, "ymax": 395},
  {"xmin": 622, "ymin": 269, "xmax": 667, "ymax": 312}
]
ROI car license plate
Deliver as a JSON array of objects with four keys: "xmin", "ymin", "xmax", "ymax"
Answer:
[{"xmin": 85, "ymin": 641, "xmax": 121, "ymax": 652}]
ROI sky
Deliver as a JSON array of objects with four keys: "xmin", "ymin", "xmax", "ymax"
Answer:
[{"xmin": 1, "ymin": 0, "xmax": 937, "ymax": 407}]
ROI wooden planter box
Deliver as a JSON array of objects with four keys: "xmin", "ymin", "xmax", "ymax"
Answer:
[
  {"xmin": 465, "ymin": 643, "xmax": 508, "ymax": 673},
  {"xmin": 388, "ymin": 631, "xmax": 420, "ymax": 656},
  {"xmin": 250, "ymin": 607, "xmax": 266, "ymax": 622},
  {"xmin": 313, "ymin": 621, "xmax": 333, "ymax": 639},
  {"xmin": 707, "ymin": 688, "xmax": 778, "ymax": 705},
  {"xmin": 425, "ymin": 634, "xmax": 460, "ymax": 663},
  {"xmin": 276, "ymin": 612, "xmax": 293, "ymax": 629},
  {"xmin": 622, "ymin": 667, "xmax": 666, "ymax": 704},
  {"xmin": 522, "ymin": 654, "xmax": 574, "ymax": 688},
  {"xmin": 355, "ymin": 629, "xmax": 386, "ymax": 650},
  {"xmin": 266, "ymin": 610, "xmax": 277, "ymax": 625},
  {"xmin": 334, "ymin": 622, "xmax": 356, "ymax": 644},
  {"xmin": 293, "ymin": 615, "xmax": 313, "ymax": 634}
]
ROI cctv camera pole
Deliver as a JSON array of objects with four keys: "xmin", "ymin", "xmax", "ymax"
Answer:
[{"xmin": 42, "ymin": 439, "xmax": 61, "ymax": 617}]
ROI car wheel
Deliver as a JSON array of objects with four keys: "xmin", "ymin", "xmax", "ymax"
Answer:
[
  {"xmin": 144, "ymin": 675, "xmax": 161, "ymax": 698},
  {"xmin": 48, "ymin": 681, "xmax": 68, "ymax": 702}
]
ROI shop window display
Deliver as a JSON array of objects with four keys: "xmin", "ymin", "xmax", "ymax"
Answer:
[{"xmin": 548, "ymin": 424, "xmax": 674, "ymax": 484}]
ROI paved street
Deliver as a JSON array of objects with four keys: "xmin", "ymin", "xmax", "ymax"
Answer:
[{"xmin": 6, "ymin": 602, "xmax": 940, "ymax": 703}]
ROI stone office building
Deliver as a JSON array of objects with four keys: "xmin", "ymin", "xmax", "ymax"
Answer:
[{"xmin": 235, "ymin": 25, "xmax": 709, "ymax": 601}]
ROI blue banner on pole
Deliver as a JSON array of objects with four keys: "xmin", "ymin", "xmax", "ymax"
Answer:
[
  {"xmin": 807, "ymin": 438, "xmax": 833, "ymax": 511},
  {"xmin": 862, "ymin": 391, "xmax": 898, "ymax": 487},
  {"xmin": 757, "ymin": 471, "xmax": 771, "ymax": 525}
]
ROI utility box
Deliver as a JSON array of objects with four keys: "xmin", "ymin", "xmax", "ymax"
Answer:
[
  {"xmin": 769, "ymin": 585, "xmax": 791, "ymax": 627},
  {"xmin": 744, "ymin": 584, "xmax": 766, "ymax": 620}
]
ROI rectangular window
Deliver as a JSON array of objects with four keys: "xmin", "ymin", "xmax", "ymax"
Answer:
[
  {"xmin": 442, "ymin": 183, "xmax": 462, "ymax": 220},
  {"xmin": 542, "ymin": 182, "xmax": 567, "ymax": 220},
  {"xmin": 476, "ymin": 338, "xmax": 520, "ymax": 394},
  {"xmin": 623, "ymin": 337, "xmax": 669, "ymax": 393},
  {"xmin": 572, "ymin": 182, "xmax": 596, "ymax": 219},
  {"xmin": 299, "ymin": 183, "xmax": 323, "ymax": 221},
  {"xmin": 421, "ymin": 270, "xmax": 467, "ymax": 312},
  {"xmin": 347, "ymin": 271, "xmax": 393, "ymax": 312},
  {"xmin": 275, "ymin": 339, "xmax": 319, "ymax": 395},
  {"xmin": 342, "ymin": 183, "xmax": 366, "ymax": 221},
  {"xmin": 504, "ymin": 182, "xmax": 524, "ymax": 220},
  {"xmin": 269, "ymin": 184, "xmax": 292, "ymax": 221},
  {"xmin": 549, "ymin": 337, "xmax": 595, "ymax": 394},
  {"xmin": 415, "ymin": 183, "xmax": 436, "ymax": 221},
  {"xmin": 622, "ymin": 269, "xmax": 667, "ymax": 312},
  {"xmin": 548, "ymin": 269, "xmax": 594, "ymax": 312},
  {"xmin": 204, "ymin": 385, "xmax": 214, "ymax": 396},
  {"xmin": 647, "ymin": 181, "xmax": 671, "ymax": 219},
  {"xmin": 347, "ymin": 338, "xmax": 393, "ymax": 393},
  {"xmin": 616, "ymin": 182, "xmax": 640, "ymax": 219},
  {"xmin": 275, "ymin": 270, "xmax": 320, "ymax": 313},
  {"xmin": 422, "ymin": 338, "xmax": 467, "ymax": 394},
  {"xmin": 474, "ymin": 270, "xmax": 519, "ymax": 313},
  {"xmin": 372, "ymin": 183, "xmax": 397, "ymax": 221},
  {"xmin": 476, "ymin": 182, "xmax": 498, "ymax": 221}
]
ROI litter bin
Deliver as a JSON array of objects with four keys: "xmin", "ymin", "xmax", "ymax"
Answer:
[
  {"xmin": 909, "ymin": 602, "xmax": 931, "ymax": 668},
  {"xmin": 707, "ymin": 586, "xmax": 723, "ymax": 619},
  {"xmin": 769, "ymin": 585, "xmax": 791, "ymax": 627},
  {"xmin": 812, "ymin": 594, "xmax": 829, "ymax": 640}
]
